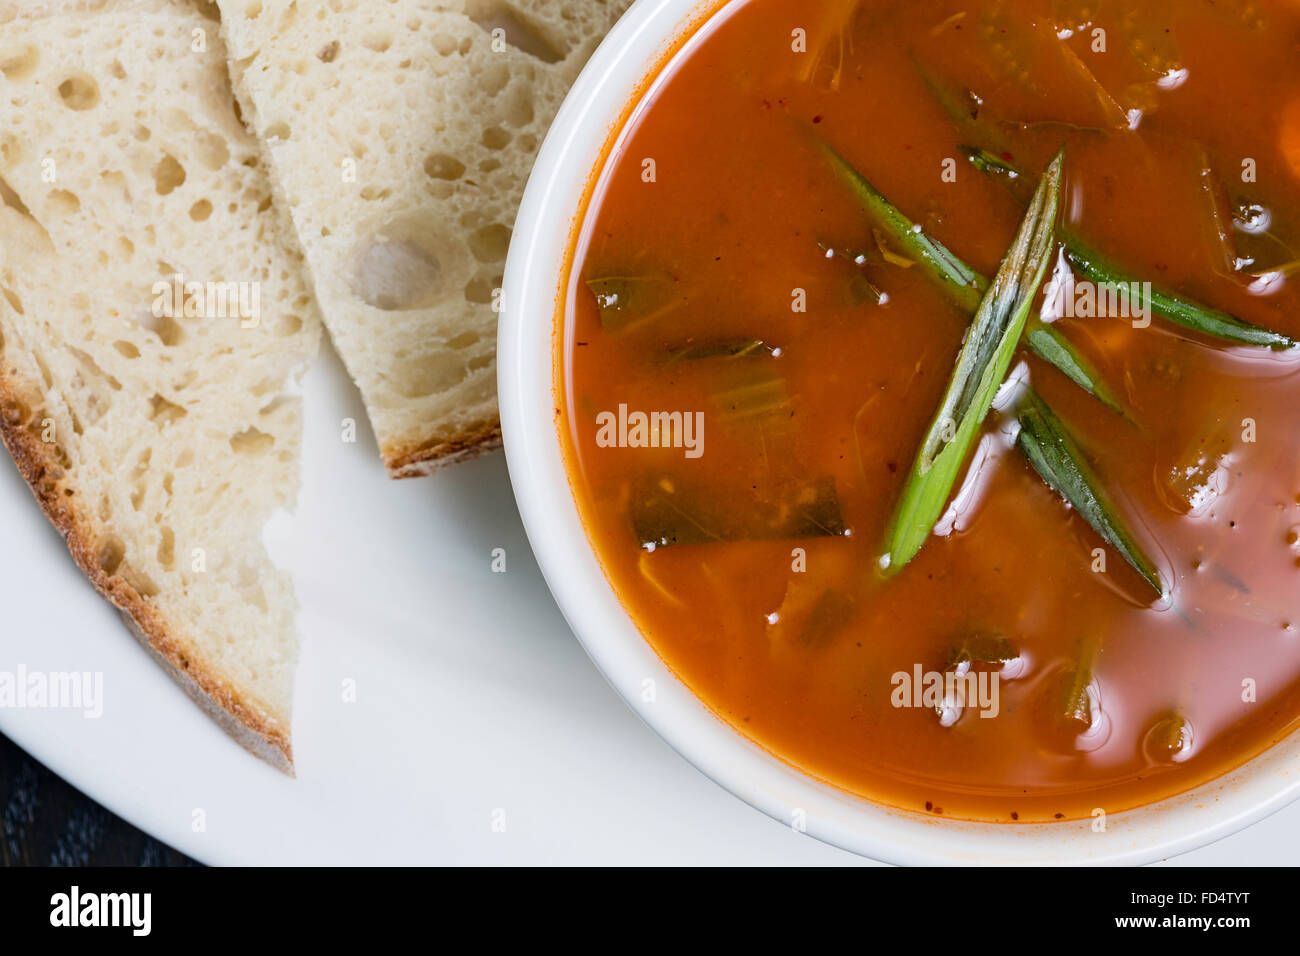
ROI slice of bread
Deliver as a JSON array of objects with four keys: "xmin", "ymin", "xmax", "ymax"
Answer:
[
  {"xmin": 0, "ymin": 0, "xmax": 321, "ymax": 771},
  {"xmin": 215, "ymin": 0, "xmax": 632, "ymax": 476}
]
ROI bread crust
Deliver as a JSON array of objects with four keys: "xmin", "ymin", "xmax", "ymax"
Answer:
[
  {"xmin": 0, "ymin": 375, "xmax": 294, "ymax": 774},
  {"xmin": 384, "ymin": 422, "xmax": 503, "ymax": 479}
]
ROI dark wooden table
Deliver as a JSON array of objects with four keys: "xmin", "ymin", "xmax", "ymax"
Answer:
[{"xmin": 1, "ymin": 732, "xmax": 196, "ymax": 866}]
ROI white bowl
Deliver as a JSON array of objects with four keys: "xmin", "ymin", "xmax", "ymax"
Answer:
[{"xmin": 497, "ymin": 0, "xmax": 1300, "ymax": 864}]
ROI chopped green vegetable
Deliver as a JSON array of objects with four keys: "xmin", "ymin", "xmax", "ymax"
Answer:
[
  {"xmin": 960, "ymin": 145, "xmax": 1022, "ymax": 180},
  {"xmin": 666, "ymin": 339, "xmax": 778, "ymax": 362},
  {"xmin": 802, "ymin": 589, "xmax": 856, "ymax": 648},
  {"xmin": 768, "ymin": 579, "xmax": 856, "ymax": 649},
  {"xmin": 714, "ymin": 374, "xmax": 791, "ymax": 423},
  {"xmin": 822, "ymin": 144, "xmax": 986, "ymax": 313},
  {"xmin": 883, "ymin": 153, "xmax": 1064, "ymax": 574},
  {"xmin": 1016, "ymin": 387, "xmax": 1165, "ymax": 596},
  {"xmin": 961, "ymin": 146, "xmax": 1034, "ymax": 204},
  {"xmin": 945, "ymin": 632, "xmax": 1018, "ymax": 671},
  {"xmin": 632, "ymin": 475, "xmax": 848, "ymax": 550},
  {"xmin": 585, "ymin": 275, "xmax": 676, "ymax": 331},
  {"xmin": 1060, "ymin": 636, "xmax": 1100, "ymax": 729},
  {"xmin": 913, "ymin": 56, "xmax": 988, "ymax": 130},
  {"xmin": 1024, "ymin": 317, "xmax": 1127, "ymax": 417},
  {"xmin": 1063, "ymin": 238, "xmax": 1296, "ymax": 349}
]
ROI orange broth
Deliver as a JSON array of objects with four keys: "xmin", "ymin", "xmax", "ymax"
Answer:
[{"xmin": 558, "ymin": 0, "xmax": 1300, "ymax": 821}]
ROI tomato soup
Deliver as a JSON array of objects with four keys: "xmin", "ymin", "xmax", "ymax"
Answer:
[{"xmin": 559, "ymin": 0, "xmax": 1300, "ymax": 821}]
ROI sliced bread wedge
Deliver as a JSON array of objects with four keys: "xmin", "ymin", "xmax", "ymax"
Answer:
[
  {"xmin": 0, "ymin": 0, "xmax": 321, "ymax": 771},
  {"xmin": 215, "ymin": 0, "xmax": 632, "ymax": 476}
]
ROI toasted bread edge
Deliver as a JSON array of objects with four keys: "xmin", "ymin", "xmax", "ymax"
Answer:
[
  {"xmin": 0, "ymin": 374, "xmax": 295, "ymax": 775},
  {"xmin": 383, "ymin": 421, "xmax": 503, "ymax": 479}
]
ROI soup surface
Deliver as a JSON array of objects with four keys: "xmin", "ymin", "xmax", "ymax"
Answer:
[{"xmin": 559, "ymin": 0, "xmax": 1300, "ymax": 821}]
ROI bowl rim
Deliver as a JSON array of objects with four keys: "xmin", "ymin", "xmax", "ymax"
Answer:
[{"xmin": 498, "ymin": 0, "xmax": 1300, "ymax": 864}]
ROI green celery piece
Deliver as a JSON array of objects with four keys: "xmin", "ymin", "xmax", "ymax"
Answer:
[
  {"xmin": 1062, "ymin": 238, "xmax": 1298, "ymax": 350},
  {"xmin": 826, "ymin": 143, "xmax": 1121, "ymax": 415},
  {"xmin": 883, "ymin": 152, "xmax": 1064, "ymax": 574},
  {"xmin": 633, "ymin": 476, "xmax": 847, "ymax": 550},
  {"xmin": 714, "ymin": 374, "xmax": 790, "ymax": 423},
  {"xmin": 822, "ymin": 144, "xmax": 987, "ymax": 313},
  {"xmin": 665, "ymin": 339, "xmax": 776, "ymax": 362},
  {"xmin": 1016, "ymin": 387, "xmax": 1165, "ymax": 597}
]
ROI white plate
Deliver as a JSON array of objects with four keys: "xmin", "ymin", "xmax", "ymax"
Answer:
[{"xmin": 0, "ymin": 349, "xmax": 1294, "ymax": 865}]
